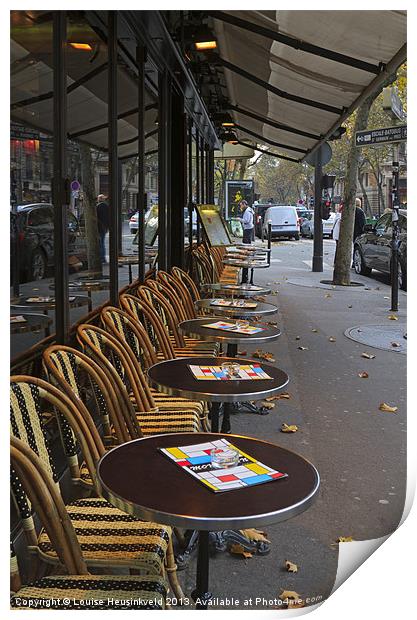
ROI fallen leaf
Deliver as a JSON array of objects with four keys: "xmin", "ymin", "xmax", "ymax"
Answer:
[
  {"xmin": 361, "ymin": 352, "xmax": 376, "ymax": 359},
  {"xmin": 311, "ymin": 328, "xmax": 318, "ymax": 333},
  {"xmin": 240, "ymin": 528, "xmax": 270, "ymax": 544},
  {"xmin": 358, "ymin": 371, "xmax": 369, "ymax": 378},
  {"xmin": 260, "ymin": 401, "xmax": 275, "ymax": 409},
  {"xmin": 379, "ymin": 402, "xmax": 398, "ymax": 413},
  {"xmin": 267, "ymin": 320, "xmax": 278, "ymax": 327},
  {"xmin": 335, "ymin": 536, "xmax": 354, "ymax": 543},
  {"xmin": 295, "ymin": 336, "xmax": 301, "ymax": 340},
  {"xmin": 348, "ymin": 304, "xmax": 353, "ymax": 308},
  {"xmin": 266, "ymin": 392, "xmax": 290, "ymax": 401},
  {"xmin": 328, "ymin": 336, "xmax": 336, "ymax": 342},
  {"xmin": 229, "ymin": 544, "xmax": 253, "ymax": 559},
  {"xmin": 281, "ymin": 423, "xmax": 298, "ymax": 433},
  {"xmin": 325, "ymin": 293, "xmax": 332, "ymax": 298},
  {"xmin": 253, "ymin": 296, "xmax": 267, "ymax": 302},
  {"xmin": 384, "ymin": 296, "xmax": 389, "ymax": 300},
  {"xmin": 388, "ymin": 314, "xmax": 398, "ymax": 321},
  {"xmin": 285, "ymin": 560, "xmax": 298, "ymax": 573},
  {"xmin": 253, "ymin": 349, "xmax": 275, "ymax": 362},
  {"xmin": 391, "ymin": 342, "xmax": 400, "ymax": 348},
  {"xmin": 279, "ymin": 591, "xmax": 304, "ymax": 608},
  {"xmin": 297, "ymin": 346, "xmax": 308, "ymax": 351}
]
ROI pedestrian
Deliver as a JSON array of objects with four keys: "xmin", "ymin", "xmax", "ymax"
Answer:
[
  {"xmin": 239, "ymin": 199, "xmax": 255, "ymax": 283},
  {"xmin": 332, "ymin": 204, "xmax": 342, "ymax": 265},
  {"xmin": 352, "ymin": 197, "xmax": 366, "ymax": 267},
  {"xmin": 96, "ymin": 194, "xmax": 110, "ymax": 264}
]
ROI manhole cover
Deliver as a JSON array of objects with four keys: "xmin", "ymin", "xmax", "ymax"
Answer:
[
  {"xmin": 344, "ymin": 324, "xmax": 406, "ymax": 354},
  {"xmin": 320, "ymin": 280, "xmax": 364, "ymax": 287}
]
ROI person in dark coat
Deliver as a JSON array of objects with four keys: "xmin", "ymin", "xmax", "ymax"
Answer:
[
  {"xmin": 352, "ymin": 197, "xmax": 366, "ymax": 267},
  {"xmin": 96, "ymin": 194, "xmax": 110, "ymax": 263}
]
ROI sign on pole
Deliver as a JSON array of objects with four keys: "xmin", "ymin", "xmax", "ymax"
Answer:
[
  {"xmin": 224, "ymin": 180, "xmax": 254, "ymax": 220},
  {"xmin": 382, "ymin": 87, "xmax": 405, "ymax": 121},
  {"xmin": 355, "ymin": 125, "xmax": 406, "ymax": 147}
]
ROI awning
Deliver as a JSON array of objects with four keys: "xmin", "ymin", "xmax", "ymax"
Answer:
[{"xmin": 212, "ymin": 10, "xmax": 407, "ymax": 161}]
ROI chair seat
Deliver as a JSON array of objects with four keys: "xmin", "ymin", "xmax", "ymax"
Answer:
[
  {"xmin": 136, "ymin": 408, "xmax": 202, "ymax": 434},
  {"xmin": 11, "ymin": 574, "xmax": 167, "ymax": 609},
  {"xmin": 38, "ymin": 497, "xmax": 171, "ymax": 575},
  {"xmin": 149, "ymin": 389, "xmax": 204, "ymax": 414}
]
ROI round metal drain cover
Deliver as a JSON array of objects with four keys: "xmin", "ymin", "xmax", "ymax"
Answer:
[
  {"xmin": 344, "ymin": 324, "xmax": 406, "ymax": 354},
  {"xmin": 320, "ymin": 279, "xmax": 364, "ymax": 287}
]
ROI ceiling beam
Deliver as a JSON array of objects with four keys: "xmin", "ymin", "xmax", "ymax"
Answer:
[
  {"xmin": 237, "ymin": 140, "xmax": 299, "ymax": 162},
  {"xmin": 233, "ymin": 123, "xmax": 307, "ymax": 154},
  {"xmin": 68, "ymin": 103, "xmax": 157, "ymax": 139},
  {"xmin": 212, "ymin": 54, "xmax": 343, "ymax": 115},
  {"xmin": 208, "ymin": 11, "xmax": 382, "ymax": 74},
  {"xmin": 228, "ymin": 103, "xmax": 320, "ymax": 140}
]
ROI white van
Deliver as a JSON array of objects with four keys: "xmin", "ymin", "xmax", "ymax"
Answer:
[{"xmin": 262, "ymin": 206, "xmax": 300, "ymax": 240}]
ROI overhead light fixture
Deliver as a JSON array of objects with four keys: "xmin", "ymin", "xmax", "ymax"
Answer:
[
  {"xmin": 69, "ymin": 42, "xmax": 93, "ymax": 51},
  {"xmin": 195, "ymin": 40, "xmax": 217, "ymax": 51},
  {"xmin": 193, "ymin": 25, "xmax": 217, "ymax": 51},
  {"xmin": 221, "ymin": 113, "xmax": 235, "ymax": 128}
]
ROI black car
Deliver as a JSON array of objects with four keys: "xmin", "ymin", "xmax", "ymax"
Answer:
[
  {"xmin": 353, "ymin": 210, "xmax": 407, "ymax": 290},
  {"xmin": 11, "ymin": 203, "xmax": 87, "ymax": 282}
]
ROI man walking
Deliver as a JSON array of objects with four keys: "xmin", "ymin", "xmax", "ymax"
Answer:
[
  {"xmin": 96, "ymin": 194, "xmax": 110, "ymax": 264},
  {"xmin": 352, "ymin": 197, "xmax": 366, "ymax": 267},
  {"xmin": 239, "ymin": 199, "xmax": 255, "ymax": 283}
]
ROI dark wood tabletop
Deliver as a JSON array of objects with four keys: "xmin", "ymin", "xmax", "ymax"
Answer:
[
  {"xmin": 179, "ymin": 318, "xmax": 281, "ymax": 345},
  {"xmin": 201, "ymin": 283, "xmax": 272, "ymax": 297},
  {"xmin": 147, "ymin": 356, "xmax": 288, "ymax": 403},
  {"xmin": 195, "ymin": 298, "xmax": 278, "ymax": 317},
  {"xmin": 10, "ymin": 313, "xmax": 52, "ymax": 334},
  {"xmin": 97, "ymin": 432, "xmax": 320, "ymax": 530},
  {"xmin": 11, "ymin": 294, "xmax": 90, "ymax": 310}
]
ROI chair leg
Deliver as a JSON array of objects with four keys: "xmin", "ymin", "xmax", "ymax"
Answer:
[{"xmin": 165, "ymin": 538, "xmax": 186, "ymax": 601}]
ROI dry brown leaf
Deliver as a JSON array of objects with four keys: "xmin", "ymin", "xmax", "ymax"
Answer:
[
  {"xmin": 328, "ymin": 336, "xmax": 336, "ymax": 342},
  {"xmin": 361, "ymin": 352, "xmax": 376, "ymax": 359},
  {"xmin": 388, "ymin": 314, "xmax": 398, "ymax": 321},
  {"xmin": 266, "ymin": 392, "xmax": 290, "ymax": 401},
  {"xmin": 253, "ymin": 296, "xmax": 267, "ymax": 302},
  {"xmin": 391, "ymin": 342, "xmax": 400, "ymax": 348},
  {"xmin": 285, "ymin": 560, "xmax": 298, "ymax": 573},
  {"xmin": 281, "ymin": 423, "xmax": 298, "ymax": 433},
  {"xmin": 240, "ymin": 528, "xmax": 270, "ymax": 544},
  {"xmin": 260, "ymin": 401, "xmax": 276, "ymax": 409},
  {"xmin": 325, "ymin": 293, "xmax": 332, "ymax": 298},
  {"xmin": 229, "ymin": 544, "xmax": 253, "ymax": 559},
  {"xmin": 358, "ymin": 371, "xmax": 369, "ymax": 378},
  {"xmin": 334, "ymin": 536, "xmax": 354, "ymax": 544},
  {"xmin": 253, "ymin": 349, "xmax": 275, "ymax": 362},
  {"xmin": 379, "ymin": 402, "xmax": 398, "ymax": 413},
  {"xmin": 279, "ymin": 591, "xmax": 304, "ymax": 608},
  {"xmin": 297, "ymin": 346, "xmax": 308, "ymax": 351}
]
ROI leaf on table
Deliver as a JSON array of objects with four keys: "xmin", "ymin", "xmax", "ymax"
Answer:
[
  {"xmin": 379, "ymin": 402, "xmax": 398, "ymax": 413},
  {"xmin": 281, "ymin": 423, "xmax": 298, "ymax": 433},
  {"xmin": 279, "ymin": 591, "xmax": 304, "ymax": 608},
  {"xmin": 391, "ymin": 342, "xmax": 400, "ymax": 348},
  {"xmin": 361, "ymin": 352, "xmax": 376, "ymax": 359},
  {"xmin": 328, "ymin": 336, "xmax": 336, "ymax": 342},
  {"xmin": 297, "ymin": 346, "xmax": 309, "ymax": 351},
  {"xmin": 358, "ymin": 371, "xmax": 369, "ymax": 378},
  {"xmin": 285, "ymin": 560, "xmax": 298, "ymax": 573},
  {"xmin": 240, "ymin": 528, "xmax": 270, "ymax": 544},
  {"xmin": 229, "ymin": 544, "xmax": 253, "ymax": 559},
  {"xmin": 253, "ymin": 349, "xmax": 275, "ymax": 362},
  {"xmin": 388, "ymin": 314, "xmax": 398, "ymax": 321}
]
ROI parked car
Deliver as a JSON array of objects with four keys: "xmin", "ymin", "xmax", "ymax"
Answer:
[
  {"xmin": 353, "ymin": 210, "xmax": 407, "ymax": 290},
  {"xmin": 296, "ymin": 206, "xmax": 313, "ymax": 225},
  {"xmin": 129, "ymin": 211, "xmax": 139, "ymax": 233},
  {"xmin": 184, "ymin": 208, "xmax": 198, "ymax": 234},
  {"xmin": 301, "ymin": 212, "xmax": 337, "ymax": 238},
  {"xmin": 254, "ymin": 203, "xmax": 272, "ymax": 237},
  {"xmin": 262, "ymin": 206, "xmax": 300, "ymax": 240},
  {"xmin": 11, "ymin": 203, "xmax": 87, "ymax": 282}
]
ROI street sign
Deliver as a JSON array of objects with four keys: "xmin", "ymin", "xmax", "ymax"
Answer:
[
  {"xmin": 382, "ymin": 87, "xmax": 405, "ymax": 121},
  {"xmin": 70, "ymin": 180, "xmax": 81, "ymax": 192},
  {"xmin": 305, "ymin": 142, "xmax": 332, "ymax": 166},
  {"xmin": 355, "ymin": 125, "xmax": 406, "ymax": 147}
]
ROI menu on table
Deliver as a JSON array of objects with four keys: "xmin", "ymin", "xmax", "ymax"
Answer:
[
  {"xmin": 209, "ymin": 299, "xmax": 258, "ymax": 309},
  {"xmin": 26, "ymin": 296, "xmax": 54, "ymax": 303},
  {"xmin": 202, "ymin": 321, "xmax": 265, "ymax": 335},
  {"xmin": 11, "ymin": 315, "xmax": 27, "ymax": 324},
  {"xmin": 189, "ymin": 364, "xmax": 272, "ymax": 381},
  {"xmin": 159, "ymin": 438, "xmax": 287, "ymax": 493}
]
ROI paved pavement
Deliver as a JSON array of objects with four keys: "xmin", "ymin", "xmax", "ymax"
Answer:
[{"xmin": 177, "ymin": 238, "xmax": 407, "ymax": 610}]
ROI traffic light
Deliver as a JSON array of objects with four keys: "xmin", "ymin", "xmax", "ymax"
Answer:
[
  {"xmin": 321, "ymin": 198, "xmax": 331, "ymax": 220},
  {"xmin": 309, "ymin": 196, "xmax": 314, "ymax": 207}
]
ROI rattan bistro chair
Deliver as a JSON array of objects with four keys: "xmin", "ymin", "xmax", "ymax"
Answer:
[
  {"xmin": 10, "ymin": 437, "xmax": 168, "ymax": 610},
  {"xmin": 10, "ymin": 377, "xmax": 183, "ymax": 598},
  {"xmin": 171, "ymin": 266, "xmax": 201, "ymax": 304},
  {"xmin": 77, "ymin": 324, "xmax": 202, "ymax": 434},
  {"xmin": 158, "ymin": 270, "xmax": 197, "ymax": 320}
]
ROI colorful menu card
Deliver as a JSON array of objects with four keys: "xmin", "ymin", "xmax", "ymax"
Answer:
[
  {"xmin": 159, "ymin": 438, "xmax": 287, "ymax": 493},
  {"xmin": 209, "ymin": 299, "xmax": 258, "ymax": 309},
  {"xmin": 10, "ymin": 315, "xmax": 27, "ymax": 324},
  {"xmin": 189, "ymin": 364, "xmax": 272, "ymax": 381},
  {"xmin": 202, "ymin": 321, "xmax": 265, "ymax": 335}
]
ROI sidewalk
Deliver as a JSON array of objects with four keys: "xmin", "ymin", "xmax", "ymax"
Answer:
[{"xmin": 178, "ymin": 240, "xmax": 407, "ymax": 610}]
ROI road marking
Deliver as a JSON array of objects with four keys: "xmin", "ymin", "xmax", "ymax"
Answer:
[{"xmin": 302, "ymin": 260, "xmax": 332, "ymax": 270}]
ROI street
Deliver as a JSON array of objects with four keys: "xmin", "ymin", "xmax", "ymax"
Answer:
[{"xmin": 177, "ymin": 238, "xmax": 407, "ymax": 609}]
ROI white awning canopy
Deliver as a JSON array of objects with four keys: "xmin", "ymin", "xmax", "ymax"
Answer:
[{"xmin": 213, "ymin": 10, "xmax": 407, "ymax": 161}]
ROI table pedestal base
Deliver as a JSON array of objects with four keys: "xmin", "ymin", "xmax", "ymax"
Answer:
[
  {"xmin": 232, "ymin": 401, "xmax": 271, "ymax": 415},
  {"xmin": 178, "ymin": 529, "xmax": 271, "ymax": 577}
]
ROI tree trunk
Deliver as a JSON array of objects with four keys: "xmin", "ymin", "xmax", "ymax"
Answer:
[
  {"xmin": 79, "ymin": 143, "xmax": 102, "ymax": 273},
  {"xmin": 333, "ymin": 73, "xmax": 396, "ymax": 284},
  {"xmin": 357, "ymin": 172, "xmax": 372, "ymax": 216}
]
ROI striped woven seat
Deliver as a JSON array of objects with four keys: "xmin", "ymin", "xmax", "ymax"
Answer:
[
  {"xmin": 11, "ymin": 574, "xmax": 167, "ymax": 609},
  {"xmin": 37, "ymin": 497, "xmax": 170, "ymax": 574}
]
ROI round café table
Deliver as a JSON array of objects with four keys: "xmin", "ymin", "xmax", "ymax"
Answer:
[
  {"xmin": 11, "ymin": 295, "xmax": 90, "ymax": 335},
  {"xmin": 148, "ymin": 355, "xmax": 288, "ymax": 433},
  {"xmin": 195, "ymin": 298, "xmax": 278, "ymax": 319},
  {"xmin": 222, "ymin": 258, "xmax": 270, "ymax": 285},
  {"xmin": 179, "ymin": 317, "xmax": 280, "ymax": 357},
  {"xmin": 10, "ymin": 313, "xmax": 52, "ymax": 336},
  {"xmin": 201, "ymin": 282, "xmax": 272, "ymax": 297},
  {"xmin": 118, "ymin": 254, "xmax": 139, "ymax": 284},
  {"xmin": 97, "ymin": 432, "xmax": 320, "ymax": 609}
]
